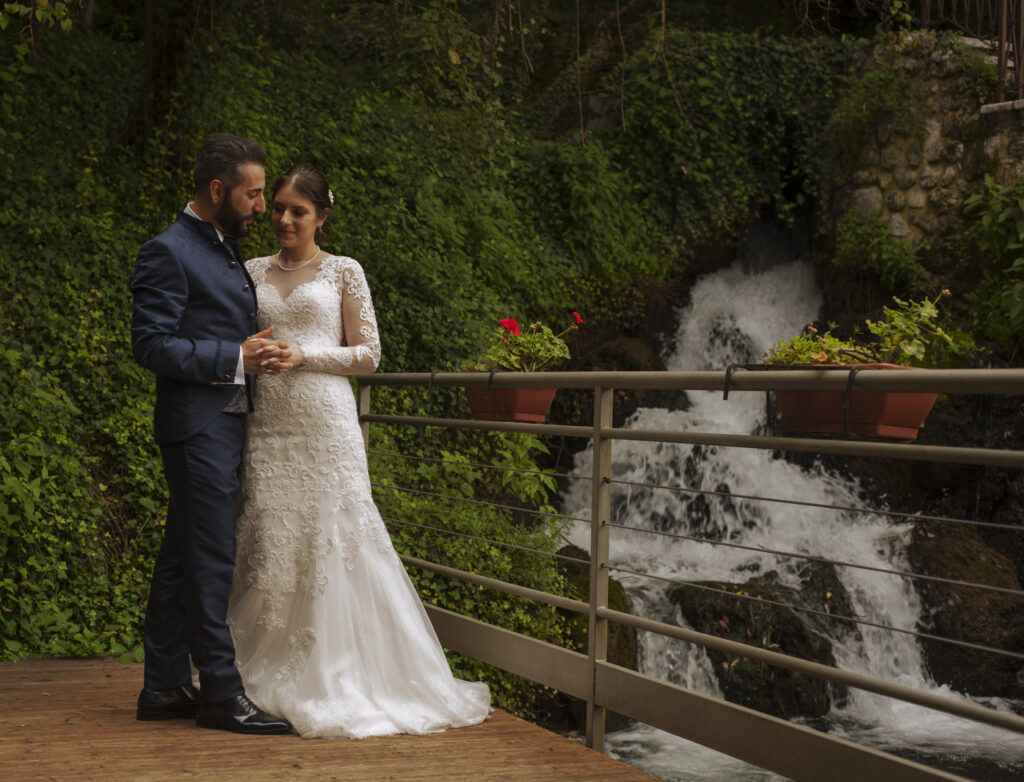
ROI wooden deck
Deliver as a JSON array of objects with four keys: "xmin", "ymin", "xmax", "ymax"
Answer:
[{"xmin": 0, "ymin": 657, "xmax": 659, "ymax": 781}]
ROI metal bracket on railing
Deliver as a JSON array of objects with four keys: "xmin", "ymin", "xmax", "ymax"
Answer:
[
  {"xmin": 842, "ymin": 366, "xmax": 868, "ymax": 436},
  {"xmin": 487, "ymin": 369, "xmax": 501, "ymax": 416},
  {"xmin": 427, "ymin": 369, "xmax": 439, "ymax": 395},
  {"xmin": 722, "ymin": 364, "xmax": 747, "ymax": 400}
]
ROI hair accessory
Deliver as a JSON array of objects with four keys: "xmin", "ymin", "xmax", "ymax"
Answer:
[{"xmin": 328, "ymin": 189, "xmax": 334, "ymax": 206}]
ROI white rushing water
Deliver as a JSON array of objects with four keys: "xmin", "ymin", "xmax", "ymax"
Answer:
[{"xmin": 558, "ymin": 236, "xmax": 1024, "ymax": 781}]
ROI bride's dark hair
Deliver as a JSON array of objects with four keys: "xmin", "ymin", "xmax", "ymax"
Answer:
[{"xmin": 271, "ymin": 166, "xmax": 334, "ymax": 230}]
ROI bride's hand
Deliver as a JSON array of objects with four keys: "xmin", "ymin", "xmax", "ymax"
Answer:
[
  {"xmin": 244, "ymin": 327, "xmax": 297, "ymax": 374},
  {"xmin": 243, "ymin": 327, "xmax": 277, "ymax": 374},
  {"xmin": 261, "ymin": 344, "xmax": 304, "ymax": 374},
  {"xmin": 288, "ymin": 345, "xmax": 305, "ymax": 368}
]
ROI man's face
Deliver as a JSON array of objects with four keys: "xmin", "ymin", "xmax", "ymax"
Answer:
[{"xmin": 214, "ymin": 162, "xmax": 266, "ymax": 238}]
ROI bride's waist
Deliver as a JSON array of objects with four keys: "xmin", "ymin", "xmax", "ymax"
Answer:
[{"xmin": 256, "ymin": 371, "xmax": 351, "ymax": 392}]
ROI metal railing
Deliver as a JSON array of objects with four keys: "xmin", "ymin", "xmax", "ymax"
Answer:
[
  {"xmin": 357, "ymin": 368, "xmax": 1024, "ymax": 782},
  {"xmin": 919, "ymin": 0, "xmax": 1024, "ymax": 100}
]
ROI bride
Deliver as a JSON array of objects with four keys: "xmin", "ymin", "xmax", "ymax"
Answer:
[{"xmin": 228, "ymin": 166, "xmax": 491, "ymax": 738}]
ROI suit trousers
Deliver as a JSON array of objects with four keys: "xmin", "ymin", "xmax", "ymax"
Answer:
[{"xmin": 142, "ymin": 411, "xmax": 246, "ymax": 703}]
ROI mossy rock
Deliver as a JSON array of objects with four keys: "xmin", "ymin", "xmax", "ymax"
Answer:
[
  {"xmin": 557, "ymin": 544, "xmax": 638, "ymax": 672},
  {"xmin": 909, "ymin": 526, "xmax": 1024, "ymax": 697},
  {"xmin": 670, "ymin": 580, "xmax": 844, "ymax": 719}
]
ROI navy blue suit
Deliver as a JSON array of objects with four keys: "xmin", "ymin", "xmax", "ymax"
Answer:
[{"xmin": 130, "ymin": 209, "xmax": 258, "ymax": 703}]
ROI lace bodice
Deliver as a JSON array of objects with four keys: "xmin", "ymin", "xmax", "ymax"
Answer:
[{"xmin": 246, "ymin": 254, "xmax": 381, "ymax": 374}]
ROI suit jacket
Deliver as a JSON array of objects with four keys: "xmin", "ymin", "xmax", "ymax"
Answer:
[{"xmin": 130, "ymin": 209, "xmax": 259, "ymax": 445}]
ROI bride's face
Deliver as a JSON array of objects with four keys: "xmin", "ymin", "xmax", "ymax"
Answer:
[{"xmin": 271, "ymin": 183, "xmax": 325, "ymax": 255}]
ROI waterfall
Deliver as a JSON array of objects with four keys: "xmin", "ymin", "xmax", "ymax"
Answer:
[{"xmin": 558, "ymin": 232, "xmax": 1024, "ymax": 781}]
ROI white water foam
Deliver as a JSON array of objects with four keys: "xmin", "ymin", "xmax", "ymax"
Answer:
[{"xmin": 559, "ymin": 252, "xmax": 1024, "ymax": 781}]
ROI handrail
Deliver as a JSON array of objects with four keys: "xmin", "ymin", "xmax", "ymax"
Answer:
[
  {"xmin": 358, "ymin": 369, "xmax": 1024, "ymax": 782},
  {"xmin": 361, "ymin": 412, "xmax": 1024, "ymax": 466},
  {"xmin": 920, "ymin": 0, "xmax": 1024, "ymax": 101},
  {"xmin": 396, "ymin": 552, "xmax": 1024, "ymax": 736},
  {"xmin": 359, "ymin": 367, "xmax": 1024, "ymax": 393}
]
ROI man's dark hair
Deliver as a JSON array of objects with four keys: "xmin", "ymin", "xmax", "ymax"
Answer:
[{"xmin": 193, "ymin": 134, "xmax": 266, "ymax": 192}]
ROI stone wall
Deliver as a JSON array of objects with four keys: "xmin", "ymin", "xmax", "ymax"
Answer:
[{"xmin": 826, "ymin": 32, "xmax": 1023, "ymax": 257}]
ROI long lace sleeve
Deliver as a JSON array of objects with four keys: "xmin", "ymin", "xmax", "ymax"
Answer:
[{"xmin": 297, "ymin": 258, "xmax": 381, "ymax": 375}]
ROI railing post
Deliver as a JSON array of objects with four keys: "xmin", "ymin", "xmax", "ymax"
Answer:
[
  {"xmin": 586, "ymin": 384, "xmax": 613, "ymax": 751},
  {"xmin": 1011, "ymin": 0, "xmax": 1019, "ymax": 99},
  {"xmin": 999, "ymin": 0, "xmax": 1009, "ymax": 102},
  {"xmin": 358, "ymin": 381, "xmax": 371, "ymax": 450}
]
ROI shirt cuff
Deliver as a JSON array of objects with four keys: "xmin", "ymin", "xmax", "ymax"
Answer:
[
  {"xmin": 233, "ymin": 346, "xmax": 245, "ymax": 383},
  {"xmin": 212, "ymin": 346, "xmax": 246, "ymax": 385}
]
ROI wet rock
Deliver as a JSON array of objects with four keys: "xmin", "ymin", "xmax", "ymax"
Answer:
[
  {"xmin": 888, "ymin": 213, "xmax": 910, "ymax": 237},
  {"xmin": 876, "ymin": 120, "xmax": 892, "ymax": 144},
  {"xmin": 919, "ymin": 166, "xmax": 940, "ymax": 189},
  {"xmin": 906, "ymin": 187, "xmax": 927, "ymax": 208},
  {"xmin": 859, "ymin": 143, "xmax": 880, "ymax": 167},
  {"xmin": 886, "ymin": 189, "xmax": 906, "ymax": 211},
  {"xmin": 879, "ymin": 144, "xmax": 902, "ymax": 171},
  {"xmin": 910, "ymin": 209, "xmax": 938, "ymax": 232},
  {"xmin": 893, "ymin": 166, "xmax": 917, "ymax": 189},
  {"xmin": 851, "ymin": 187, "xmax": 883, "ymax": 213},
  {"xmin": 669, "ymin": 579, "xmax": 846, "ymax": 719},
  {"xmin": 943, "ymin": 140, "xmax": 964, "ymax": 162},
  {"xmin": 909, "ymin": 528, "xmax": 1024, "ymax": 697},
  {"xmin": 557, "ymin": 544, "xmax": 638, "ymax": 672},
  {"xmin": 548, "ymin": 544, "xmax": 639, "ymax": 732}
]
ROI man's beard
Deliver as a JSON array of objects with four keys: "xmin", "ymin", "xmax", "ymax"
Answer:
[{"xmin": 215, "ymin": 197, "xmax": 254, "ymax": 238}]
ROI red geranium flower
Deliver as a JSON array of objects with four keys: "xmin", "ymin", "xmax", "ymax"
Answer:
[
  {"xmin": 499, "ymin": 318, "xmax": 521, "ymax": 336},
  {"xmin": 572, "ymin": 311, "xmax": 583, "ymax": 325}
]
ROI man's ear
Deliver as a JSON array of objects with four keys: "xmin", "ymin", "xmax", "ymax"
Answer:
[{"xmin": 209, "ymin": 178, "xmax": 226, "ymax": 205}]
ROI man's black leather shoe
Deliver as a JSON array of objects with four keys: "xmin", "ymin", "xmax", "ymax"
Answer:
[
  {"xmin": 196, "ymin": 694, "xmax": 293, "ymax": 735},
  {"xmin": 137, "ymin": 684, "xmax": 199, "ymax": 721}
]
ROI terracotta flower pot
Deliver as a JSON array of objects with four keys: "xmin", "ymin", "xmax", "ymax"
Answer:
[
  {"xmin": 772, "ymin": 363, "xmax": 937, "ymax": 440},
  {"xmin": 465, "ymin": 386, "xmax": 557, "ymax": 423}
]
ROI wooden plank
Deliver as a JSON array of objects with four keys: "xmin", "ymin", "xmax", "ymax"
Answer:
[{"xmin": 0, "ymin": 657, "xmax": 657, "ymax": 782}]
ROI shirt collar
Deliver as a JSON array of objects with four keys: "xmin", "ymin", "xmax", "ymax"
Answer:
[{"xmin": 185, "ymin": 202, "xmax": 225, "ymax": 242}]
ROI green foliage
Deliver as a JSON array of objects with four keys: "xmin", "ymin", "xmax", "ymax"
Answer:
[
  {"xmin": 465, "ymin": 314, "xmax": 581, "ymax": 372},
  {"xmin": 0, "ymin": 27, "xmax": 163, "ymax": 662},
  {"xmin": 826, "ymin": 63, "xmax": 927, "ymax": 169},
  {"xmin": 1, "ymin": 1, "xmax": 79, "ymax": 47},
  {"xmin": 963, "ymin": 174, "xmax": 1024, "ymax": 348},
  {"xmin": 764, "ymin": 291, "xmax": 973, "ymax": 367},
  {"xmin": 603, "ymin": 29, "xmax": 849, "ymax": 243},
  {"xmin": 831, "ymin": 207, "xmax": 929, "ymax": 302},
  {"xmin": 950, "ymin": 38, "xmax": 1001, "ymax": 99},
  {"xmin": 883, "ymin": 1, "xmax": 914, "ymax": 32}
]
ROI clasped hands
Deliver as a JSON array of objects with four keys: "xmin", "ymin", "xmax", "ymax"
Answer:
[{"xmin": 243, "ymin": 327, "xmax": 303, "ymax": 375}]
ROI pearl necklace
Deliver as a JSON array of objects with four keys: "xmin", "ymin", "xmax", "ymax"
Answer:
[{"xmin": 276, "ymin": 247, "xmax": 320, "ymax": 272}]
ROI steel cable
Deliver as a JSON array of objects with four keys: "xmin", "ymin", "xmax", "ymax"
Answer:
[
  {"xmin": 608, "ymin": 564, "xmax": 1024, "ymax": 662},
  {"xmin": 606, "ymin": 476, "xmax": 1024, "ymax": 534},
  {"xmin": 606, "ymin": 521, "xmax": 1024, "ymax": 598}
]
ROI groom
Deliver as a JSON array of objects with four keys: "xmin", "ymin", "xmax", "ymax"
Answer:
[{"xmin": 130, "ymin": 133, "xmax": 293, "ymax": 734}]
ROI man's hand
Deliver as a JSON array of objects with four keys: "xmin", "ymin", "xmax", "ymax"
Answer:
[{"xmin": 242, "ymin": 327, "xmax": 295, "ymax": 374}]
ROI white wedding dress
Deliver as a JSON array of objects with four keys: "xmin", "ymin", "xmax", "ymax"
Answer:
[{"xmin": 228, "ymin": 254, "xmax": 491, "ymax": 738}]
